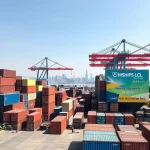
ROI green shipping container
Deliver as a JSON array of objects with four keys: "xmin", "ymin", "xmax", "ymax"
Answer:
[{"xmin": 97, "ymin": 113, "xmax": 106, "ymax": 124}]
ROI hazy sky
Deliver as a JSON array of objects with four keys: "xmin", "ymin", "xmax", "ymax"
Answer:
[{"xmin": 0, "ymin": 0, "xmax": 150, "ymax": 78}]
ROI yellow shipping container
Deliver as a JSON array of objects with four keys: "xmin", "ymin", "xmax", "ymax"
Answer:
[
  {"xmin": 22, "ymin": 79, "xmax": 36, "ymax": 86},
  {"xmin": 36, "ymin": 85, "xmax": 43, "ymax": 92},
  {"xmin": 28, "ymin": 93, "xmax": 36, "ymax": 101}
]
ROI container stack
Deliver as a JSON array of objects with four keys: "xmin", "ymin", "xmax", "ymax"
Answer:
[
  {"xmin": 73, "ymin": 112, "xmax": 84, "ymax": 129},
  {"xmin": 98, "ymin": 102, "xmax": 108, "ymax": 112},
  {"xmin": 55, "ymin": 91, "xmax": 67, "ymax": 106},
  {"xmin": 22, "ymin": 79, "xmax": 36, "ymax": 110},
  {"xmin": 3, "ymin": 109, "xmax": 27, "ymax": 130},
  {"xmin": 87, "ymin": 111, "xmax": 96, "ymax": 124},
  {"xmin": 82, "ymin": 93, "xmax": 91, "ymax": 112},
  {"xmin": 36, "ymin": 91, "xmax": 42, "ymax": 107},
  {"xmin": 91, "ymin": 99, "xmax": 97, "ymax": 110},
  {"xmin": 26, "ymin": 112, "xmax": 42, "ymax": 131},
  {"xmin": 50, "ymin": 116, "xmax": 67, "ymax": 134},
  {"xmin": 106, "ymin": 113, "xmax": 114, "ymax": 124},
  {"xmin": 62, "ymin": 99, "xmax": 74, "ymax": 126},
  {"xmin": 117, "ymin": 125, "xmax": 140, "ymax": 134},
  {"xmin": 42, "ymin": 87, "xmax": 55, "ymax": 121},
  {"xmin": 98, "ymin": 80, "xmax": 106, "ymax": 102},
  {"xmin": 143, "ymin": 106, "xmax": 150, "ymax": 122},
  {"xmin": 96, "ymin": 113, "xmax": 105, "ymax": 124},
  {"xmin": 141, "ymin": 125, "xmax": 150, "ymax": 144},
  {"xmin": 66, "ymin": 89, "xmax": 75, "ymax": 98},
  {"xmin": 53, "ymin": 106, "xmax": 62, "ymax": 118}
]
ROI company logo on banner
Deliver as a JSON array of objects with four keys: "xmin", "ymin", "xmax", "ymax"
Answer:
[{"xmin": 112, "ymin": 72, "xmax": 143, "ymax": 78}]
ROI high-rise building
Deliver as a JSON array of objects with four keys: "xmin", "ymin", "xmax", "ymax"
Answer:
[
  {"xmin": 85, "ymin": 70, "xmax": 88, "ymax": 81},
  {"xmin": 90, "ymin": 73, "xmax": 92, "ymax": 81}
]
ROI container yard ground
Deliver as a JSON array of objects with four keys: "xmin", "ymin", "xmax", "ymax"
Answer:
[{"xmin": 0, "ymin": 129, "xmax": 83, "ymax": 150}]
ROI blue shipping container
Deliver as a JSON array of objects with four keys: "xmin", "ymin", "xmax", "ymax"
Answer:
[
  {"xmin": 114, "ymin": 113, "xmax": 124, "ymax": 125},
  {"xmin": 24, "ymin": 94, "xmax": 28, "ymax": 101},
  {"xmin": 24, "ymin": 101, "xmax": 28, "ymax": 109},
  {"xmin": 35, "ymin": 97, "xmax": 42, "ymax": 107},
  {"xmin": 36, "ymin": 92, "xmax": 42, "ymax": 99},
  {"xmin": 97, "ymin": 113, "xmax": 106, "ymax": 124},
  {"xmin": 83, "ymin": 131, "xmax": 120, "ymax": 150},
  {"xmin": 0, "ymin": 92, "xmax": 20, "ymax": 106}
]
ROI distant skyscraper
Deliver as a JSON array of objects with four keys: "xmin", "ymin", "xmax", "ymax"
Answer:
[
  {"xmin": 90, "ymin": 73, "xmax": 92, "ymax": 81},
  {"xmin": 85, "ymin": 70, "xmax": 88, "ymax": 81}
]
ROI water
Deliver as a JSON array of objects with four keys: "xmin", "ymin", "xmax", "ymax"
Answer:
[{"xmin": 49, "ymin": 83, "xmax": 95, "ymax": 87}]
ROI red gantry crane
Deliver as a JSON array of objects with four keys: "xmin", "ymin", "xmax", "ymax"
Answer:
[
  {"xmin": 28, "ymin": 57, "xmax": 74, "ymax": 86},
  {"xmin": 89, "ymin": 39, "xmax": 150, "ymax": 70}
]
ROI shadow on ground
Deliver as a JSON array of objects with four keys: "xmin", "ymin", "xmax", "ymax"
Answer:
[
  {"xmin": 68, "ymin": 141, "xmax": 83, "ymax": 150},
  {"xmin": 43, "ymin": 128, "xmax": 50, "ymax": 134}
]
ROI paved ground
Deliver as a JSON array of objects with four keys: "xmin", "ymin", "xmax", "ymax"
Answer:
[{"xmin": 0, "ymin": 129, "xmax": 83, "ymax": 150}]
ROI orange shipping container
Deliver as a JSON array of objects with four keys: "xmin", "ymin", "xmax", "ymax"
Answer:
[
  {"xmin": 0, "ymin": 86, "xmax": 15, "ymax": 94},
  {"xmin": 42, "ymin": 87, "xmax": 55, "ymax": 96},
  {"xmin": 29, "ymin": 108, "xmax": 42, "ymax": 117},
  {"xmin": 0, "ymin": 78, "xmax": 16, "ymax": 86},
  {"xmin": 50, "ymin": 116, "xmax": 67, "ymax": 134},
  {"xmin": 42, "ymin": 95, "xmax": 55, "ymax": 105},
  {"xmin": 22, "ymin": 86, "xmax": 36, "ymax": 93},
  {"xmin": 3, "ymin": 110, "xmax": 13, "ymax": 122},
  {"xmin": 11, "ymin": 109, "xmax": 27, "ymax": 122},
  {"xmin": 27, "ymin": 112, "xmax": 41, "ymax": 122},
  {"xmin": 0, "ymin": 69, "xmax": 16, "ymax": 78},
  {"xmin": 42, "ymin": 101, "xmax": 55, "ymax": 114},
  {"xmin": 5, "ymin": 102, "xmax": 24, "ymax": 111},
  {"xmin": 28, "ymin": 99, "xmax": 35, "ymax": 109}
]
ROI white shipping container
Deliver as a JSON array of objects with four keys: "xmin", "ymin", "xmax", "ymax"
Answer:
[
  {"xmin": 28, "ymin": 93, "xmax": 36, "ymax": 101},
  {"xmin": 62, "ymin": 99, "xmax": 73, "ymax": 112}
]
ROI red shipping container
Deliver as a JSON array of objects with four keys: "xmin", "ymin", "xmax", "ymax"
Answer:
[
  {"xmin": 117, "ymin": 125, "xmax": 140, "ymax": 134},
  {"xmin": 28, "ymin": 100, "xmax": 35, "ymax": 109},
  {"xmin": 123, "ymin": 113, "xmax": 135, "ymax": 125},
  {"xmin": 3, "ymin": 110, "xmax": 13, "ymax": 122},
  {"xmin": 29, "ymin": 108, "xmax": 42, "ymax": 117},
  {"xmin": 117, "ymin": 131, "xmax": 149, "ymax": 150},
  {"xmin": 139, "ymin": 122, "xmax": 150, "ymax": 130},
  {"xmin": 5, "ymin": 102, "xmax": 24, "ymax": 111},
  {"xmin": 20, "ymin": 94, "xmax": 25, "ymax": 102},
  {"xmin": 87, "ymin": 111, "xmax": 96, "ymax": 124},
  {"xmin": 142, "ymin": 125, "xmax": 150, "ymax": 142},
  {"xmin": 0, "ymin": 106, "xmax": 4, "ymax": 113},
  {"xmin": 0, "ymin": 86, "xmax": 15, "ymax": 94},
  {"xmin": 36, "ymin": 80, "xmax": 46, "ymax": 86},
  {"xmin": 42, "ymin": 101, "xmax": 55, "ymax": 114},
  {"xmin": 0, "ymin": 69, "xmax": 16, "ymax": 78},
  {"xmin": 42, "ymin": 95, "xmax": 55, "ymax": 105},
  {"xmin": 11, "ymin": 118, "xmax": 27, "ymax": 130},
  {"xmin": 106, "ymin": 113, "xmax": 114, "ymax": 124},
  {"xmin": 11, "ymin": 109, "xmax": 27, "ymax": 122},
  {"xmin": 42, "ymin": 87, "xmax": 55, "ymax": 96},
  {"xmin": 22, "ymin": 86, "xmax": 36, "ymax": 93},
  {"xmin": 0, "ymin": 78, "xmax": 16, "ymax": 86},
  {"xmin": 110, "ymin": 103, "xmax": 118, "ymax": 112},
  {"xmin": 50, "ymin": 116, "xmax": 67, "ymax": 134},
  {"xmin": 26, "ymin": 118, "xmax": 42, "ymax": 131},
  {"xmin": 42, "ymin": 112, "xmax": 50, "ymax": 121},
  {"xmin": 27, "ymin": 112, "xmax": 41, "ymax": 122}
]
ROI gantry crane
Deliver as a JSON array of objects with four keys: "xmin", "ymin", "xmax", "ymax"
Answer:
[
  {"xmin": 28, "ymin": 57, "xmax": 73, "ymax": 86},
  {"xmin": 89, "ymin": 39, "xmax": 150, "ymax": 70}
]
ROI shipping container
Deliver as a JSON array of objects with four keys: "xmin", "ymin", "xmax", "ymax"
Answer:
[
  {"xmin": 84, "ymin": 124, "xmax": 115, "ymax": 132},
  {"xmin": 42, "ymin": 112, "xmax": 50, "ymax": 122},
  {"xmin": 106, "ymin": 113, "xmax": 114, "ymax": 124},
  {"xmin": 11, "ymin": 109, "xmax": 27, "ymax": 122},
  {"xmin": 142, "ymin": 125, "xmax": 150, "ymax": 142},
  {"xmin": 59, "ymin": 112, "xmax": 68, "ymax": 120},
  {"xmin": 96, "ymin": 113, "xmax": 106, "ymax": 124},
  {"xmin": 22, "ymin": 79, "xmax": 36, "ymax": 86},
  {"xmin": 42, "ymin": 87, "xmax": 55, "ymax": 96},
  {"xmin": 83, "ymin": 131, "xmax": 120, "ymax": 150},
  {"xmin": 28, "ymin": 99, "xmax": 35, "ymax": 109},
  {"xmin": 53, "ymin": 106, "xmax": 62, "ymax": 118},
  {"xmin": 87, "ymin": 111, "xmax": 96, "ymax": 124},
  {"xmin": 42, "ymin": 101, "xmax": 55, "ymax": 114},
  {"xmin": 26, "ymin": 118, "xmax": 42, "ymax": 131},
  {"xmin": 0, "ymin": 86, "xmax": 15, "ymax": 94},
  {"xmin": 0, "ymin": 78, "xmax": 16, "ymax": 86},
  {"xmin": 3, "ymin": 110, "xmax": 13, "ymax": 122},
  {"xmin": 20, "ymin": 94, "xmax": 25, "ymax": 102},
  {"xmin": 110, "ymin": 103, "xmax": 119, "ymax": 112},
  {"xmin": 62, "ymin": 99, "xmax": 73, "ymax": 112},
  {"xmin": 73, "ymin": 112, "xmax": 84, "ymax": 129},
  {"xmin": 117, "ymin": 125, "xmax": 140, "ymax": 134},
  {"xmin": 136, "ymin": 116, "xmax": 144, "ymax": 124},
  {"xmin": 22, "ymin": 86, "xmax": 36, "ymax": 93},
  {"xmin": 24, "ymin": 101, "xmax": 28, "ymax": 109},
  {"xmin": 123, "ymin": 113, "xmax": 135, "ymax": 125},
  {"xmin": 5, "ymin": 102, "xmax": 24, "ymax": 110},
  {"xmin": 117, "ymin": 131, "xmax": 149, "ymax": 150},
  {"xmin": 16, "ymin": 79, "xmax": 22, "ymax": 87},
  {"xmin": 36, "ymin": 80, "xmax": 46, "ymax": 86},
  {"xmin": 76, "ymin": 104, "xmax": 84, "ymax": 113},
  {"xmin": 29, "ymin": 108, "xmax": 42, "ymax": 117},
  {"xmin": 15, "ymin": 86, "xmax": 22, "ymax": 92},
  {"xmin": 98, "ymin": 102, "xmax": 108, "ymax": 112},
  {"xmin": 16, "ymin": 76, "xmax": 22, "ymax": 80},
  {"xmin": 36, "ymin": 85, "xmax": 43, "ymax": 92},
  {"xmin": 0, "ymin": 92, "xmax": 20, "ymax": 106},
  {"xmin": 50, "ymin": 116, "xmax": 67, "ymax": 134},
  {"xmin": 0, "ymin": 69, "xmax": 16, "ymax": 78},
  {"xmin": 114, "ymin": 113, "xmax": 124, "ymax": 125},
  {"xmin": 42, "ymin": 95, "xmax": 55, "ymax": 105},
  {"xmin": 11, "ymin": 118, "xmax": 26, "ymax": 130},
  {"xmin": 27, "ymin": 112, "xmax": 41, "ymax": 122}
]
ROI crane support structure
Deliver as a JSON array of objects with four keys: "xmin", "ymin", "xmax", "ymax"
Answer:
[
  {"xmin": 89, "ymin": 39, "xmax": 150, "ymax": 70},
  {"xmin": 28, "ymin": 57, "xmax": 73, "ymax": 85}
]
